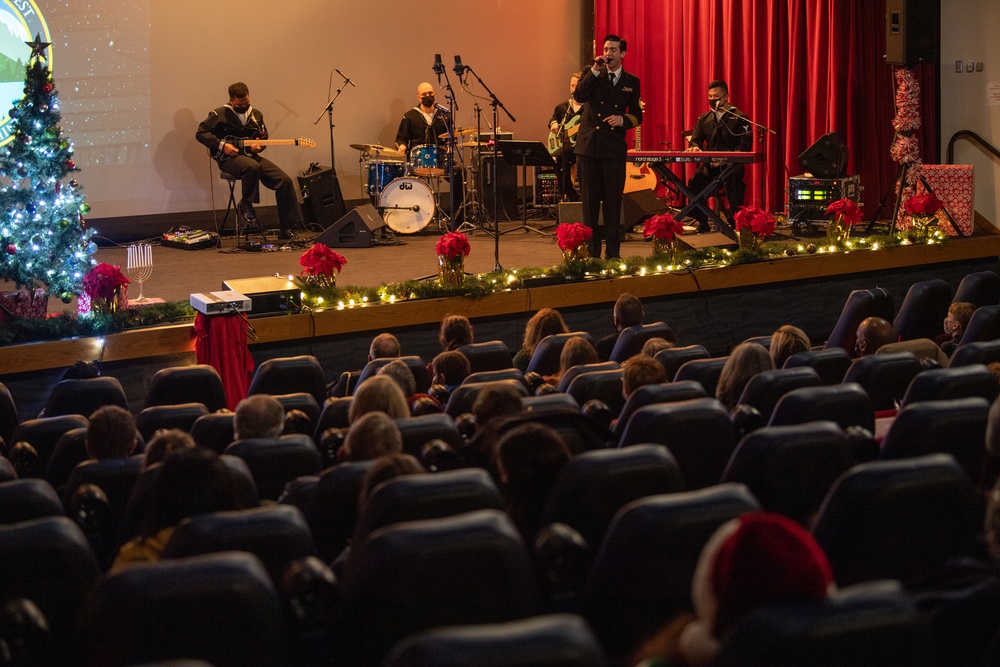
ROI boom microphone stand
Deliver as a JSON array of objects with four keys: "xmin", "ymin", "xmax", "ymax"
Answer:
[
  {"xmin": 455, "ymin": 55, "xmax": 516, "ymax": 272},
  {"xmin": 313, "ymin": 69, "xmax": 353, "ymax": 223},
  {"xmin": 433, "ymin": 54, "xmax": 460, "ymax": 231}
]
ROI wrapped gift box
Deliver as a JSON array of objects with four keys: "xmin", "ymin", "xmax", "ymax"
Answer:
[
  {"xmin": 0, "ymin": 288, "xmax": 48, "ymax": 320},
  {"xmin": 899, "ymin": 164, "xmax": 974, "ymax": 236}
]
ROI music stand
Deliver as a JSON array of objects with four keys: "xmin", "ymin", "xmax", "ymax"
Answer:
[{"xmin": 497, "ymin": 140, "xmax": 554, "ymax": 236}]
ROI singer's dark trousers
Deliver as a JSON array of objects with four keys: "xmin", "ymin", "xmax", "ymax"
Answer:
[
  {"xmin": 578, "ymin": 153, "xmax": 626, "ymax": 259},
  {"xmin": 219, "ymin": 154, "xmax": 304, "ymax": 231}
]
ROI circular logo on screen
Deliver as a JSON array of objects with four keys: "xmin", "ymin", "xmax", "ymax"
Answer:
[{"xmin": 0, "ymin": 0, "xmax": 51, "ymax": 147}]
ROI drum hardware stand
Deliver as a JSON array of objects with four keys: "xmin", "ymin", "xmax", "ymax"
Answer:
[
  {"xmin": 313, "ymin": 68, "xmax": 353, "ymax": 223},
  {"xmin": 457, "ymin": 57, "xmax": 516, "ymax": 271}
]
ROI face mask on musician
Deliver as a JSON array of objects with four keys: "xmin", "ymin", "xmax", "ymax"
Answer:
[
  {"xmin": 421, "ymin": 95, "xmax": 435, "ymax": 107},
  {"xmin": 232, "ymin": 105, "xmax": 249, "ymax": 114}
]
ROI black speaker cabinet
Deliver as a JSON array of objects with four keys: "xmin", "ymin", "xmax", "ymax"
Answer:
[
  {"xmin": 313, "ymin": 204, "xmax": 384, "ymax": 248},
  {"xmin": 797, "ymin": 133, "xmax": 849, "ymax": 179},
  {"xmin": 622, "ymin": 188, "xmax": 672, "ymax": 228},
  {"xmin": 480, "ymin": 152, "xmax": 518, "ymax": 221},
  {"xmin": 885, "ymin": 0, "xmax": 940, "ymax": 66},
  {"xmin": 298, "ymin": 167, "xmax": 347, "ymax": 228}
]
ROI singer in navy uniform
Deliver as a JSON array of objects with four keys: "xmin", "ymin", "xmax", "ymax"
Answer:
[
  {"xmin": 395, "ymin": 81, "xmax": 464, "ymax": 229},
  {"xmin": 573, "ymin": 34, "xmax": 642, "ymax": 260},
  {"xmin": 686, "ymin": 80, "xmax": 753, "ymax": 233},
  {"xmin": 196, "ymin": 81, "xmax": 303, "ymax": 240}
]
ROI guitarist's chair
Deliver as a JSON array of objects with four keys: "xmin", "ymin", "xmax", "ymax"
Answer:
[{"xmin": 214, "ymin": 161, "xmax": 265, "ymax": 246}]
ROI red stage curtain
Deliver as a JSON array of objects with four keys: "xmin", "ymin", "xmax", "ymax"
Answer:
[{"xmin": 594, "ymin": 0, "xmax": 938, "ymax": 218}]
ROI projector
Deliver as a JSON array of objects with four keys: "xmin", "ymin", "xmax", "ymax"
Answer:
[{"xmin": 190, "ymin": 290, "xmax": 252, "ymax": 315}]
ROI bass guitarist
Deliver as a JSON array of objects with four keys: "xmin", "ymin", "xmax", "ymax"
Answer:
[
  {"xmin": 196, "ymin": 81, "xmax": 304, "ymax": 240},
  {"xmin": 548, "ymin": 71, "xmax": 584, "ymax": 202}
]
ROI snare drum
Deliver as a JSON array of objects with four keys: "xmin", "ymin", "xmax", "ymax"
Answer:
[
  {"xmin": 365, "ymin": 159, "xmax": 405, "ymax": 200},
  {"xmin": 379, "ymin": 177, "xmax": 435, "ymax": 233},
  {"xmin": 409, "ymin": 144, "xmax": 445, "ymax": 177}
]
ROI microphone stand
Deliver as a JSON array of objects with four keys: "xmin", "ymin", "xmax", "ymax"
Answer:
[
  {"xmin": 720, "ymin": 106, "xmax": 775, "ymax": 211},
  {"xmin": 438, "ymin": 66, "xmax": 460, "ymax": 232},
  {"xmin": 313, "ymin": 70, "xmax": 353, "ymax": 222},
  {"xmin": 460, "ymin": 63, "xmax": 516, "ymax": 272}
]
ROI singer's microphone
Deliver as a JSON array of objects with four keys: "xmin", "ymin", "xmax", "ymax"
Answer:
[
  {"xmin": 434, "ymin": 103, "xmax": 451, "ymax": 115},
  {"xmin": 433, "ymin": 53, "xmax": 444, "ymax": 85},
  {"xmin": 453, "ymin": 55, "xmax": 465, "ymax": 76}
]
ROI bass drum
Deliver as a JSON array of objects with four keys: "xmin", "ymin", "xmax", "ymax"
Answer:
[{"xmin": 379, "ymin": 177, "xmax": 436, "ymax": 233}]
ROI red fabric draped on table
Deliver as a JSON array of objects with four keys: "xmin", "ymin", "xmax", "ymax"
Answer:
[
  {"xmin": 593, "ymin": 0, "xmax": 938, "ymax": 219},
  {"xmin": 194, "ymin": 312, "xmax": 254, "ymax": 410}
]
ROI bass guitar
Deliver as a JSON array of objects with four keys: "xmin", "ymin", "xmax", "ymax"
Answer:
[
  {"xmin": 623, "ymin": 100, "xmax": 657, "ymax": 193},
  {"xmin": 216, "ymin": 134, "xmax": 316, "ymax": 161},
  {"xmin": 547, "ymin": 110, "xmax": 581, "ymax": 156}
]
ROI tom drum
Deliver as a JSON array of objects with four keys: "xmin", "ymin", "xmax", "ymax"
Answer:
[
  {"xmin": 365, "ymin": 159, "xmax": 405, "ymax": 200},
  {"xmin": 408, "ymin": 144, "xmax": 445, "ymax": 177}
]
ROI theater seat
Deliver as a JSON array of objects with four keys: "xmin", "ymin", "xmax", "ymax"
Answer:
[
  {"xmin": 769, "ymin": 383, "xmax": 875, "ymax": 432},
  {"xmin": 248, "ymin": 354, "xmax": 328, "ymax": 405},
  {"xmin": 613, "ymin": 381, "xmax": 707, "ymax": 442},
  {"xmin": 782, "ymin": 347, "xmax": 852, "ymax": 384},
  {"xmin": 655, "ymin": 344, "xmax": 710, "ymax": 381},
  {"xmin": 900, "ymin": 364, "xmax": 999, "ymax": 407},
  {"xmin": 893, "ymin": 278, "xmax": 952, "ymax": 342},
  {"xmin": 954, "ymin": 270, "xmax": 1000, "ymax": 308},
  {"xmin": 672, "ymin": 357, "xmax": 728, "ymax": 396},
  {"xmin": 386, "ymin": 613, "xmax": 606, "ymax": 667},
  {"xmin": 962, "ymin": 305, "xmax": 1000, "ymax": 344},
  {"xmin": 135, "ymin": 403, "xmax": 209, "ymax": 442},
  {"xmin": 811, "ymin": 454, "xmax": 980, "ymax": 587},
  {"xmin": 842, "ymin": 352, "xmax": 924, "ymax": 412},
  {"xmin": 526, "ymin": 332, "xmax": 595, "ymax": 377},
  {"xmin": 189, "ymin": 411, "xmax": 235, "ymax": 454},
  {"xmin": 565, "ymin": 369, "xmax": 625, "ymax": 416},
  {"xmin": 608, "ymin": 322, "xmax": 676, "ymax": 363},
  {"xmin": 145, "ymin": 365, "xmax": 227, "ymax": 413},
  {"xmin": 0, "ymin": 382, "xmax": 18, "ymax": 451},
  {"xmin": 444, "ymin": 379, "xmax": 527, "ymax": 419},
  {"xmin": 556, "ymin": 361, "xmax": 620, "ymax": 393},
  {"xmin": 464, "ymin": 368, "xmax": 527, "ymax": 388},
  {"xmin": 73, "ymin": 552, "xmax": 288, "ymax": 667},
  {"xmin": 950, "ymin": 339, "xmax": 1000, "ymax": 368},
  {"xmin": 305, "ymin": 460, "xmax": 375, "ymax": 562},
  {"xmin": 458, "ymin": 340, "xmax": 514, "ymax": 373},
  {"xmin": 395, "ymin": 413, "xmax": 463, "ymax": 457},
  {"xmin": 0, "ymin": 478, "xmax": 63, "ymax": 524},
  {"xmin": 736, "ymin": 367, "xmax": 822, "ymax": 422},
  {"xmin": 582, "ymin": 483, "xmax": 760, "ymax": 660},
  {"xmin": 824, "ymin": 287, "xmax": 894, "ymax": 356},
  {"xmin": 355, "ymin": 356, "xmax": 430, "ymax": 395},
  {"xmin": 9, "ymin": 414, "xmax": 89, "ymax": 477},
  {"xmin": 42, "ymin": 376, "xmax": 128, "ymax": 418}
]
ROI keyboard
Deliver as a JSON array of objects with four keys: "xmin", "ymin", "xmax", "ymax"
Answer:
[{"xmin": 628, "ymin": 150, "xmax": 763, "ymax": 164}]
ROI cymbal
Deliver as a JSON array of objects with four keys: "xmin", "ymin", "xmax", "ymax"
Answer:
[
  {"xmin": 350, "ymin": 143, "xmax": 405, "ymax": 160},
  {"xmin": 350, "ymin": 143, "xmax": 389, "ymax": 152},
  {"xmin": 438, "ymin": 127, "xmax": 478, "ymax": 140},
  {"xmin": 463, "ymin": 141, "xmax": 491, "ymax": 147}
]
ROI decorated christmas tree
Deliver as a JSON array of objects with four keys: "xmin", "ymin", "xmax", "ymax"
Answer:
[{"xmin": 0, "ymin": 34, "xmax": 94, "ymax": 303}]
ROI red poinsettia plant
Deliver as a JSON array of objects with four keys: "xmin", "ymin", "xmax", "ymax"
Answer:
[
  {"xmin": 643, "ymin": 212, "xmax": 685, "ymax": 242},
  {"xmin": 299, "ymin": 243, "xmax": 347, "ymax": 279},
  {"xmin": 825, "ymin": 198, "xmax": 862, "ymax": 229},
  {"xmin": 733, "ymin": 205, "xmax": 776, "ymax": 238},
  {"xmin": 554, "ymin": 222, "xmax": 593, "ymax": 252},
  {"xmin": 904, "ymin": 193, "xmax": 943, "ymax": 219},
  {"xmin": 435, "ymin": 231, "xmax": 471, "ymax": 260},
  {"xmin": 82, "ymin": 262, "xmax": 130, "ymax": 301}
]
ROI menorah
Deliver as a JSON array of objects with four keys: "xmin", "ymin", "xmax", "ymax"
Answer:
[{"xmin": 126, "ymin": 243, "xmax": 152, "ymax": 302}]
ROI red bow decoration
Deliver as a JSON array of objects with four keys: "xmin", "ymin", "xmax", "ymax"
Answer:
[
  {"xmin": 299, "ymin": 243, "xmax": 347, "ymax": 278},
  {"xmin": 642, "ymin": 212, "xmax": 685, "ymax": 242},
  {"xmin": 435, "ymin": 232, "xmax": 471, "ymax": 260},
  {"xmin": 82, "ymin": 263, "xmax": 130, "ymax": 301},
  {"xmin": 733, "ymin": 205, "xmax": 776, "ymax": 238},
  {"xmin": 554, "ymin": 222, "xmax": 593, "ymax": 252}
]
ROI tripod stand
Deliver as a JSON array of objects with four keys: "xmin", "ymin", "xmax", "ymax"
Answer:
[{"xmin": 497, "ymin": 140, "xmax": 553, "ymax": 236}]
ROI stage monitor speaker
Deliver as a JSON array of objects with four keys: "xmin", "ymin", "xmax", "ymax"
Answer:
[
  {"xmin": 885, "ymin": 0, "xmax": 939, "ymax": 66},
  {"xmin": 677, "ymin": 232, "xmax": 737, "ymax": 251},
  {"xmin": 798, "ymin": 133, "xmax": 849, "ymax": 179},
  {"xmin": 480, "ymin": 152, "xmax": 517, "ymax": 221},
  {"xmin": 313, "ymin": 204, "xmax": 384, "ymax": 248},
  {"xmin": 298, "ymin": 167, "xmax": 347, "ymax": 228},
  {"xmin": 623, "ymin": 188, "xmax": 672, "ymax": 229}
]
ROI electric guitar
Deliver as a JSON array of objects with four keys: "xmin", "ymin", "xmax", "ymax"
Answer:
[
  {"xmin": 217, "ymin": 135, "xmax": 316, "ymax": 161},
  {"xmin": 623, "ymin": 100, "xmax": 657, "ymax": 193},
  {"xmin": 546, "ymin": 108, "xmax": 582, "ymax": 156}
]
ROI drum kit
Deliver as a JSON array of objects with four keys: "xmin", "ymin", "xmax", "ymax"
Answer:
[{"xmin": 351, "ymin": 128, "xmax": 489, "ymax": 235}]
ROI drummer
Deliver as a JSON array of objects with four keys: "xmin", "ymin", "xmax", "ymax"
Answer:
[{"xmin": 395, "ymin": 81, "xmax": 464, "ymax": 229}]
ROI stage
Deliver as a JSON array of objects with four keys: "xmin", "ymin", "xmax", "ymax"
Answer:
[{"xmin": 2, "ymin": 218, "xmax": 1000, "ymax": 420}]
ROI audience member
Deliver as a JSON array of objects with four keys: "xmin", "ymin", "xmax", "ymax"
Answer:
[
  {"xmin": 282, "ymin": 409, "xmax": 313, "ymax": 436},
  {"xmin": 358, "ymin": 453, "xmax": 426, "ymax": 512},
  {"xmin": 438, "ymin": 314, "xmax": 474, "ymax": 351},
  {"xmin": 769, "ymin": 325, "xmax": 810, "ymax": 368},
  {"xmin": 111, "ymin": 447, "xmax": 245, "ymax": 572},
  {"xmin": 329, "ymin": 332, "xmax": 402, "ymax": 397},
  {"xmin": 622, "ymin": 354, "xmax": 667, "ymax": 398},
  {"xmin": 143, "ymin": 429, "xmax": 194, "ymax": 470},
  {"xmin": 86, "ymin": 405, "xmax": 138, "ymax": 460},
  {"xmin": 464, "ymin": 383, "xmax": 526, "ymax": 472},
  {"xmin": 596, "ymin": 293, "xmax": 645, "ymax": 361},
  {"xmin": 348, "ymin": 375, "xmax": 410, "ymax": 424},
  {"xmin": 431, "ymin": 350, "xmax": 471, "ymax": 391},
  {"xmin": 233, "ymin": 394, "xmax": 284, "ymax": 440},
  {"xmin": 495, "ymin": 422, "xmax": 571, "ymax": 543},
  {"xmin": 715, "ymin": 342, "xmax": 774, "ymax": 411},
  {"xmin": 378, "ymin": 359, "xmax": 417, "ymax": 398},
  {"xmin": 939, "ymin": 301, "xmax": 976, "ymax": 356},
  {"xmin": 341, "ymin": 411, "xmax": 403, "ymax": 462},
  {"xmin": 634, "ymin": 512, "xmax": 834, "ymax": 666},
  {"xmin": 854, "ymin": 316, "xmax": 894, "ymax": 357},
  {"xmin": 641, "ymin": 337, "xmax": 675, "ymax": 358},
  {"xmin": 514, "ymin": 308, "xmax": 570, "ymax": 372},
  {"xmin": 547, "ymin": 336, "xmax": 599, "ymax": 386}
]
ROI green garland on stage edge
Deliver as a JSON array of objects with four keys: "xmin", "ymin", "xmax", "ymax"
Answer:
[{"xmin": 0, "ymin": 229, "xmax": 947, "ymax": 346}]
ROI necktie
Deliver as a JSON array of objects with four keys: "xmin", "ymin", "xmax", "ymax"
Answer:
[{"xmin": 607, "ymin": 71, "xmax": 615, "ymax": 86}]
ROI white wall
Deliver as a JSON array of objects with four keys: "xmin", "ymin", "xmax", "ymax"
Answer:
[
  {"xmin": 940, "ymin": 0, "xmax": 1000, "ymax": 227},
  {"xmin": 45, "ymin": 0, "xmax": 583, "ymax": 218}
]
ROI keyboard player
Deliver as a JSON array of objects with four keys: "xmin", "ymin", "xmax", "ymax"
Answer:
[{"xmin": 686, "ymin": 80, "xmax": 752, "ymax": 233}]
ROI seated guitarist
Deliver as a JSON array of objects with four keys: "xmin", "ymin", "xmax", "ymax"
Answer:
[
  {"xmin": 686, "ymin": 79, "xmax": 752, "ymax": 233},
  {"xmin": 196, "ymin": 81, "xmax": 303, "ymax": 240},
  {"xmin": 548, "ymin": 71, "xmax": 584, "ymax": 202}
]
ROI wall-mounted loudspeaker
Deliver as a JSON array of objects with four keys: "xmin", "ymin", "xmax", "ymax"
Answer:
[{"xmin": 884, "ymin": 0, "xmax": 940, "ymax": 66}]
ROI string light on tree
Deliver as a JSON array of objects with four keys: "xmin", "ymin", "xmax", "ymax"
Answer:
[{"xmin": 0, "ymin": 33, "xmax": 94, "ymax": 299}]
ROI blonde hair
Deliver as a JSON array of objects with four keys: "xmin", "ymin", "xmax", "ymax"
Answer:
[
  {"xmin": 522, "ymin": 308, "xmax": 569, "ymax": 356},
  {"xmin": 349, "ymin": 375, "xmax": 410, "ymax": 424},
  {"xmin": 770, "ymin": 325, "xmax": 810, "ymax": 368}
]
